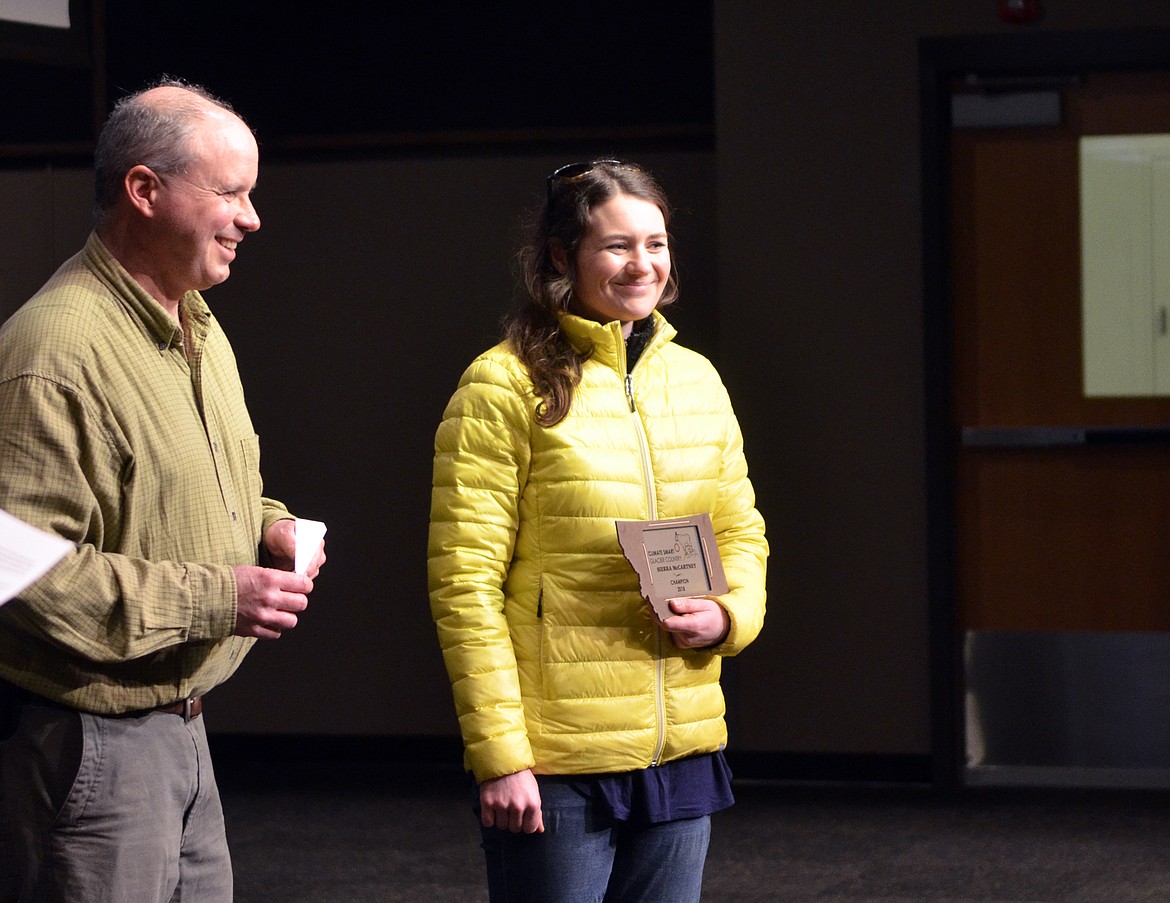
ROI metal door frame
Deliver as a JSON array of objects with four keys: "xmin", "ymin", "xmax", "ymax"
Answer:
[{"xmin": 918, "ymin": 28, "xmax": 1170, "ymax": 792}]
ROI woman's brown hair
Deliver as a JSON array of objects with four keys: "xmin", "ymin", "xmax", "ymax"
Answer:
[{"xmin": 504, "ymin": 160, "xmax": 679, "ymax": 427}]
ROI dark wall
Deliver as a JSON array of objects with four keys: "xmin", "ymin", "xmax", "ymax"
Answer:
[
  {"xmin": 103, "ymin": 3, "xmax": 713, "ymax": 140},
  {"xmin": 201, "ymin": 151, "xmax": 718, "ymax": 736},
  {"xmin": 713, "ymin": 2, "xmax": 1170, "ymax": 763},
  {"xmin": 4, "ymin": 2, "xmax": 714, "ymax": 145},
  {"xmin": 0, "ymin": 153, "xmax": 715, "ymax": 742},
  {"xmin": 9, "ymin": 2, "xmax": 1170, "ymax": 775}
]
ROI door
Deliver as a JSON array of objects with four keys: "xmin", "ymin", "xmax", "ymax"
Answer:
[{"xmin": 950, "ymin": 72, "xmax": 1170, "ymax": 787}]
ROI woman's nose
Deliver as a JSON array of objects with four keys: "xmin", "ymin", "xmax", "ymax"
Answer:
[{"xmin": 627, "ymin": 248, "xmax": 651, "ymax": 273}]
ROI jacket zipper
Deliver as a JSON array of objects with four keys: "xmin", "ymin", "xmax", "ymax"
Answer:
[{"xmin": 625, "ymin": 365, "xmax": 667, "ymax": 767}]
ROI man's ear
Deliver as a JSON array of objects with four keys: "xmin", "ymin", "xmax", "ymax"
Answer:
[
  {"xmin": 550, "ymin": 240, "xmax": 569, "ymax": 276},
  {"xmin": 125, "ymin": 165, "xmax": 161, "ymax": 216}
]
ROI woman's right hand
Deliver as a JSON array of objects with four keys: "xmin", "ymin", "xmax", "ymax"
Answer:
[{"xmin": 479, "ymin": 769, "xmax": 545, "ymax": 833}]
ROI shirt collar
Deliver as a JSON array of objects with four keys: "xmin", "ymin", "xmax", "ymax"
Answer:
[{"xmin": 83, "ymin": 232, "xmax": 208, "ymax": 351}]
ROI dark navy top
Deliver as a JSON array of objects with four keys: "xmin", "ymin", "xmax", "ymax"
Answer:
[{"xmin": 558, "ymin": 751, "xmax": 735, "ymax": 825}]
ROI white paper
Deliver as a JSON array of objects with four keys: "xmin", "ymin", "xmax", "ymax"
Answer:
[
  {"xmin": 0, "ymin": 508, "xmax": 73, "ymax": 605},
  {"xmin": 294, "ymin": 518, "xmax": 327, "ymax": 575},
  {"xmin": 0, "ymin": 1, "xmax": 70, "ymax": 28}
]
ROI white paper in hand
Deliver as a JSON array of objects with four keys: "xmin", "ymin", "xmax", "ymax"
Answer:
[
  {"xmin": 293, "ymin": 518, "xmax": 327, "ymax": 575},
  {"xmin": 0, "ymin": 508, "xmax": 73, "ymax": 605}
]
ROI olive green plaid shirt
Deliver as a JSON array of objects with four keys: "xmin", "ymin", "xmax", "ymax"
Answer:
[{"xmin": 0, "ymin": 233, "xmax": 291, "ymax": 713}]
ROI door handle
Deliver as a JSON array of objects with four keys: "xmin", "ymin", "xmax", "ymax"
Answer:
[{"xmin": 962, "ymin": 426, "xmax": 1170, "ymax": 448}]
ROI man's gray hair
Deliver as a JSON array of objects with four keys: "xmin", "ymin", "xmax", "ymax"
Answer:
[{"xmin": 93, "ymin": 77, "xmax": 246, "ymax": 224}]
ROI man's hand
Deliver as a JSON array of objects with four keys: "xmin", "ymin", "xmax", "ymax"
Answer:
[
  {"xmin": 263, "ymin": 518, "xmax": 326, "ymax": 577},
  {"xmin": 479, "ymin": 769, "xmax": 545, "ymax": 834},
  {"xmin": 232, "ymin": 566, "xmax": 312, "ymax": 639}
]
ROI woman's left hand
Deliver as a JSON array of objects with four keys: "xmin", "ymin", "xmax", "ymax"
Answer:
[{"xmin": 659, "ymin": 597, "xmax": 730, "ymax": 649}]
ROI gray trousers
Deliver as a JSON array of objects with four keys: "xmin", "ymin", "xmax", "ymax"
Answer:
[{"xmin": 0, "ymin": 698, "xmax": 232, "ymax": 903}]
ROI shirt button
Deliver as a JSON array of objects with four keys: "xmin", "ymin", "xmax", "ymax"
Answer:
[{"xmin": 157, "ymin": 341, "xmax": 167, "ymax": 351}]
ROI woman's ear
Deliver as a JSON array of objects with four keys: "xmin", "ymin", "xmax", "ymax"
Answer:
[{"xmin": 550, "ymin": 240, "xmax": 569, "ymax": 276}]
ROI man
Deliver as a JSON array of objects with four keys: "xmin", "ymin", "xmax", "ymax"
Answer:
[{"xmin": 0, "ymin": 79, "xmax": 325, "ymax": 902}]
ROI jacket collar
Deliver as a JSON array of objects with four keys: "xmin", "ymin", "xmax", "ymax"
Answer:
[{"xmin": 557, "ymin": 310, "xmax": 677, "ymax": 373}]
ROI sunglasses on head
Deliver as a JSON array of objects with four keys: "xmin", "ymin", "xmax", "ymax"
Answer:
[{"xmin": 546, "ymin": 159, "xmax": 635, "ymax": 199}]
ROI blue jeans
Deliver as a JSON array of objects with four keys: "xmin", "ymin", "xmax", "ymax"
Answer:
[{"xmin": 478, "ymin": 777, "xmax": 711, "ymax": 903}]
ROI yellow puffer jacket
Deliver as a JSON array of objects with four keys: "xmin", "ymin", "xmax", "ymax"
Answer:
[{"xmin": 428, "ymin": 311, "xmax": 768, "ymax": 783}]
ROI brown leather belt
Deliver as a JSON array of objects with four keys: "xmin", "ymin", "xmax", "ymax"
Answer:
[
  {"xmin": 130, "ymin": 696, "xmax": 203, "ymax": 722},
  {"xmin": 0, "ymin": 680, "xmax": 202, "ymax": 722}
]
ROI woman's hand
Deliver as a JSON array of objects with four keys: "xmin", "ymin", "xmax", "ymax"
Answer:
[
  {"xmin": 659, "ymin": 596, "xmax": 730, "ymax": 649},
  {"xmin": 479, "ymin": 769, "xmax": 545, "ymax": 833}
]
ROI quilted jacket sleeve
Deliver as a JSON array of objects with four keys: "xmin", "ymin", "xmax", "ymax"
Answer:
[
  {"xmin": 708, "ymin": 384, "xmax": 769, "ymax": 656},
  {"xmin": 427, "ymin": 353, "xmax": 535, "ymax": 782}
]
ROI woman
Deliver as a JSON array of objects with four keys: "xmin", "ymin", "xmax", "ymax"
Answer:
[{"xmin": 428, "ymin": 159, "xmax": 768, "ymax": 903}]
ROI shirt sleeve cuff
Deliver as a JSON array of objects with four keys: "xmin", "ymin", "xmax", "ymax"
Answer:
[{"xmin": 185, "ymin": 563, "xmax": 239, "ymax": 640}]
